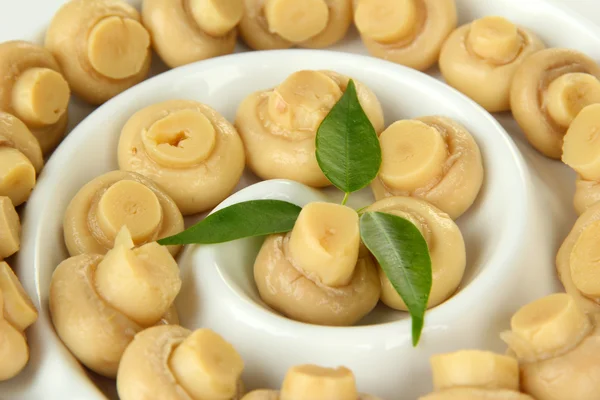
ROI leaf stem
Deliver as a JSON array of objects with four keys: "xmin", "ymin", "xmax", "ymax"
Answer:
[{"xmin": 341, "ymin": 192, "xmax": 350, "ymax": 206}]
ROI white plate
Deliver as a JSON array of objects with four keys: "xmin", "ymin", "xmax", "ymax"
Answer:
[{"xmin": 1, "ymin": 0, "xmax": 600, "ymax": 399}]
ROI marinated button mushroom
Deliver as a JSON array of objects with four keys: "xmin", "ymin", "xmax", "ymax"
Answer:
[
  {"xmin": 371, "ymin": 117, "xmax": 484, "ymax": 219},
  {"xmin": 118, "ymin": 100, "xmax": 245, "ymax": 215},
  {"xmin": 254, "ymin": 202, "xmax": 380, "ymax": 326},
  {"xmin": 45, "ymin": 0, "xmax": 151, "ymax": 105},
  {"xmin": 236, "ymin": 70, "xmax": 384, "ymax": 187},
  {"xmin": 118, "ymin": 325, "xmax": 245, "ymax": 400},
  {"xmin": 354, "ymin": 0, "xmax": 457, "ymax": 71},
  {"xmin": 511, "ymin": 48, "xmax": 600, "ymax": 159},
  {"xmin": 239, "ymin": 0, "xmax": 352, "ymax": 50},
  {"xmin": 0, "ymin": 112, "xmax": 44, "ymax": 173},
  {"xmin": 500, "ymin": 293, "xmax": 600, "ymax": 400},
  {"xmin": 420, "ymin": 350, "xmax": 533, "ymax": 400},
  {"xmin": 0, "ymin": 197, "xmax": 20, "ymax": 260},
  {"xmin": 0, "ymin": 41, "xmax": 70, "ymax": 154},
  {"xmin": 50, "ymin": 227, "xmax": 181, "ymax": 378},
  {"xmin": 142, "ymin": 0, "xmax": 241, "ymax": 68},
  {"xmin": 439, "ymin": 16, "xmax": 545, "ymax": 112},
  {"xmin": 574, "ymin": 176, "xmax": 600, "ymax": 215},
  {"xmin": 63, "ymin": 170, "xmax": 184, "ymax": 257},
  {"xmin": 0, "ymin": 261, "xmax": 38, "ymax": 381},
  {"xmin": 366, "ymin": 196, "xmax": 466, "ymax": 310},
  {"xmin": 242, "ymin": 364, "xmax": 381, "ymax": 400},
  {"xmin": 556, "ymin": 202, "xmax": 600, "ymax": 314}
]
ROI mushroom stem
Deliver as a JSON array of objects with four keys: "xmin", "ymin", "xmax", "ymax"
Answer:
[
  {"xmin": 354, "ymin": 0, "xmax": 417, "ymax": 44},
  {"xmin": 569, "ymin": 220, "xmax": 600, "ymax": 297},
  {"xmin": 280, "ymin": 365, "xmax": 358, "ymax": 400},
  {"xmin": 0, "ymin": 318, "xmax": 29, "ymax": 381},
  {"xmin": 562, "ymin": 103, "xmax": 600, "ymax": 181},
  {"xmin": 0, "ymin": 197, "xmax": 20, "ymax": 260},
  {"xmin": 467, "ymin": 16, "xmax": 521, "ymax": 64},
  {"xmin": 189, "ymin": 0, "xmax": 244, "ymax": 37},
  {"xmin": 0, "ymin": 147, "xmax": 36, "ymax": 207},
  {"xmin": 546, "ymin": 72, "xmax": 600, "ymax": 128},
  {"xmin": 264, "ymin": 0, "xmax": 329, "ymax": 43},
  {"xmin": 0, "ymin": 261, "xmax": 38, "ymax": 332}
]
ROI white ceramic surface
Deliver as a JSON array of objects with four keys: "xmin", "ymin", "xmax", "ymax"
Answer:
[{"xmin": 1, "ymin": 0, "xmax": 600, "ymax": 399}]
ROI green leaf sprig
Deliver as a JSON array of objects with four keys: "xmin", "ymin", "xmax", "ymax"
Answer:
[{"xmin": 158, "ymin": 77, "xmax": 433, "ymax": 345}]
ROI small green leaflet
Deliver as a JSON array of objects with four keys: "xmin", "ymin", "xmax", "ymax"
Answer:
[
  {"xmin": 158, "ymin": 200, "xmax": 302, "ymax": 245},
  {"xmin": 316, "ymin": 79, "xmax": 381, "ymax": 199},
  {"xmin": 359, "ymin": 212, "xmax": 432, "ymax": 346}
]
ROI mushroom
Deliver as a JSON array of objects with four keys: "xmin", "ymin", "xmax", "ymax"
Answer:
[
  {"xmin": 556, "ymin": 202, "xmax": 600, "ymax": 315},
  {"xmin": 354, "ymin": 0, "xmax": 457, "ymax": 71},
  {"xmin": 0, "ymin": 261, "xmax": 38, "ymax": 381},
  {"xmin": 45, "ymin": 0, "xmax": 151, "ymax": 105},
  {"xmin": 511, "ymin": 48, "xmax": 600, "ymax": 159},
  {"xmin": 117, "ymin": 325, "xmax": 245, "ymax": 400},
  {"xmin": 439, "ymin": 16, "xmax": 545, "ymax": 112},
  {"xmin": 50, "ymin": 227, "xmax": 182, "ymax": 378},
  {"xmin": 239, "ymin": 0, "xmax": 352, "ymax": 50},
  {"xmin": 142, "ymin": 0, "xmax": 242, "ymax": 68},
  {"xmin": 118, "ymin": 100, "xmax": 246, "ymax": 215},
  {"xmin": 574, "ymin": 176, "xmax": 600, "ymax": 215},
  {"xmin": 500, "ymin": 293, "xmax": 600, "ymax": 400},
  {"xmin": 365, "ymin": 196, "xmax": 466, "ymax": 310},
  {"xmin": 419, "ymin": 350, "xmax": 534, "ymax": 400},
  {"xmin": 0, "ymin": 41, "xmax": 70, "ymax": 154},
  {"xmin": 0, "ymin": 197, "xmax": 21, "ymax": 260},
  {"xmin": 254, "ymin": 202, "xmax": 380, "ymax": 326},
  {"xmin": 236, "ymin": 70, "xmax": 384, "ymax": 187},
  {"xmin": 63, "ymin": 170, "xmax": 184, "ymax": 257},
  {"xmin": 242, "ymin": 364, "xmax": 381, "ymax": 400},
  {"xmin": 371, "ymin": 116, "xmax": 484, "ymax": 219}
]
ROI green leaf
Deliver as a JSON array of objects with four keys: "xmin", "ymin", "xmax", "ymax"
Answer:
[
  {"xmin": 158, "ymin": 200, "xmax": 302, "ymax": 245},
  {"xmin": 359, "ymin": 211, "xmax": 432, "ymax": 346},
  {"xmin": 316, "ymin": 79, "xmax": 381, "ymax": 195}
]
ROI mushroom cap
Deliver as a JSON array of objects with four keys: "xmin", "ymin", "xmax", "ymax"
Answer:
[
  {"xmin": 439, "ymin": 22, "xmax": 545, "ymax": 112},
  {"xmin": 117, "ymin": 325, "xmax": 245, "ymax": 400},
  {"xmin": 0, "ymin": 41, "xmax": 68, "ymax": 154},
  {"xmin": 357, "ymin": 0, "xmax": 457, "ymax": 71},
  {"xmin": 239, "ymin": 0, "xmax": 352, "ymax": 50},
  {"xmin": 371, "ymin": 116, "xmax": 484, "ymax": 219},
  {"xmin": 0, "ymin": 112, "xmax": 43, "ymax": 172},
  {"xmin": 510, "ymin": 48, "xmax": 600, "ymax": 159},
  {"xmin": 242, "ymin": 389, "xmax": 381, "ymax": 399},
  {"xmin": 118, "ymin": 100, "xmax": 245, "ymax": 215},
  {"xmin": 0, "ymin": 197, "xmax": 21, "ymax": 260},
  {"xmin": 419, "ymin": 388, "xmax": 534, "ymax": 400},
  {"xmin": 141, "ymin": 0, "xmax": 238, "ymax": 68},
  {"xmin": 366, "ymin": 196, "xmax": 466, "ymax": 310},
  {"xmin": 45, "ymin": 0, "xmax": 151, "ymax": 105},
  {"xmin": 236, "ymin": 70, "xmax": 384, "ymax": 187},
  {"xmin": 254, "ymin": 233, "xmax": 381, "ymax": 326},
  {"xmin": 574, "ymin": 175, "xmax": 600, "ymax": 215},
  {"xmin": 63, "ymin": 170, "xmax": 184, "ymax": 257}
]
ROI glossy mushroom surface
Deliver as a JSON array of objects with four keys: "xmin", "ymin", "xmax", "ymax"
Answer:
[
  {"xmin": 0, "ymin": 41, "xmax": 69, "ymax": 154},
  {"xmin": 117, "ymin": 325, "xmax": 245, "ymax": 400},
  {"xmin": 50, "ymin": 228, "xmax": 181, "ymax": 378},
  {"xmin": 254, "ymin": 202, "xmax": 380, "ymax": 326},
  {"xmin": 63, "ymin": 170, "xmax": 183, "ymax": 257},
  {"xmin": 118, "ymin": 100, "xmax": 245, "ymax": 215},
  {"xmin": 366, "ymin": 196, "xmax": 466, "ymax": 310},
  {"xmin": 236, "ymin": 70, "xmax": 384, "ymax": 187},
  {"xmin": 439, "ymin": 16, "xmax": 545, "ymax": 112},
  {"xmin": 574, "ymin": 176, "xmax": 600, "ymax": 215},
  {"xmin": 45, "ymin": 0, "xmax": 151, "ymax": 105},
  {"xmin": 142, "ymin": 0, "xmax": 241, "ymax": 68},
  {"xmin": 0, "ymin": 197, "xmax": 20, "ymax": 260},
  {"xmin": 511, "ymin": 48, "xmax": 600, "ymax": 159},
  {"xmin": 239, "ymin": 0, "xmax": 352, "ymax": 50},
  {"xmin": 354, "ymin": 0, "xmax": 457, "ymax": 71},
  {"xmin": 371, "ymin": 116, "xmax": 484, "ymax": 219}
]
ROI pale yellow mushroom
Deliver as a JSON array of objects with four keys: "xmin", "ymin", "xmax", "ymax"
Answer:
[
  {"xmin": 0, "ymin": 41, "xmax": 70, "ymax": 154},
  {"xmin": 0, "ymin": 261, "xmax": 38, "ymax": 381},
  {"xmin": 0, "ymin": 112, "xmax": 43, "ymax": 173},
  {"xmin": 354, "ymin": 0, "xmax": 457, "ymax": 71},
  {"xmin": 500, "ymin": 293, "xmax": 600, "ymax": 400},
  {"xmin": 242, "ymin": 364, "xmax": 381, "ymax": 400},
  {"xmin": 45, "ymin": 0, "xmax": 151, "ymax": 105},
  {"xmin": 574, "ymin": 175, "xmax": 600, "ymax": 215},
  {"xmin": 563, "ymin": 104, "xmax": 600, "ymax": 179},
  {"xmin": 365, "ymin": 196, "xmax": 465, "ymax": 310},
  {"xmin": 439, "ymin": 16, "xmax": 545, "ymax": 112},
  {"xmin": 239, "ymin": 0, "xmax": 352, "ymax": 50},
  {"xmin": 142, "ymin": 0, "xmax": 241, "ymax": 68},
  {"xmin": 118, "ymin": 325, "xmax": 245, "ymax": 400},
  {"xmin": 511, "ymin": 48, "xmax": 600, "ymax": 159},
  {"xmin": 236, "ymin": 70, "xmax": 384, "ymax": 187},
  {"xmin": 0, "ymin": 197, "xmax": 20, "ymax": 260},
  {"xmin": 50, "ymin": 227, "xmax": 181, "ymax": 378},
  {"xmin": 371, "ymin": 117, "xmax": 483, "ymax": 219},
  {"xmin": 118, "ymin": 100, "xmax": 245, "ymax": 215},
  {"xmin": 254, "ymin": 202, "xmax": 380, "ymax": 326},
  {"xmin": 420, "ymin": 350, "xmax": 533, "ymax": 400},
  {"xmin": 63, "ymin": 170, "xmax": 184, "ymax": 257}
]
